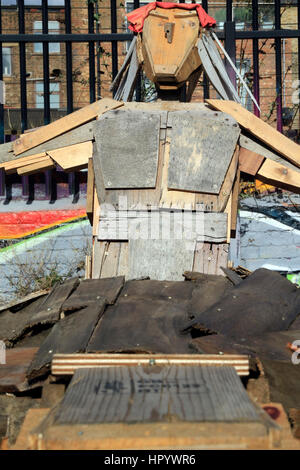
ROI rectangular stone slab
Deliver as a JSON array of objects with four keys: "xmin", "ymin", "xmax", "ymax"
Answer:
[
  {"xmin": 93, "ymin": 109, "xmax": 160, "ymax": 189},
  {"xmin": 167, "ymin": 110, "xmax": 240, "ymax": 194}
]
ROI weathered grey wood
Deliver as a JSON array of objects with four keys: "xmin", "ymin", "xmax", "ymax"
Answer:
[
  {"xmin": 29, "ymin": 278, "xmax": 79, "ymax": 325},
  {"xmin": 0, "ymin": 415, "xmax": 8, "ymax": 438},
  {"xmin": 167, "ymin": 110, "xmax": 240, "ymax": 193},
  {"xmin": 201, "ymin": 33, "xmax": 241, "ymax": 103},
  {"xmin": 221, "ymin": 267, "xmax": 242, "ymax": 285},
  {"xmin": 0, "ymin": 288, "xmax": 50, "ymax": 313},
  {"xmin": 27, "ymin": 299, "xmax": 106, "ymax": 382},
  {"xmin": 53, "ymin": 366, "xmax": 262, "ymax": 425},
  {"xmin": 197, "ymin": 38, "xmax": 231, "ymax": 101},
  {"xmin": 239, "ymin": 133, "xmax": 300, "ymax": 173},
  {"xmin": 93, "ymin": 109, "xmax": 160, "ymax": 189},
  {"xmin": 62, "ymin": 276, "xmax": 124, "ymax": 310},
  {"xmin": 120, "ymin": 45, "xmax": 140, "ymax": 102},
  {"xmin": 0, "ymin": 347, "xmax": 39, "ymax": 393},
  {"xmin": 0, "ymin": 141, "xmax": 13, "ymax": 164},
  {"xmin": 92, "ymin": 142, "xmax": 106, "ymax": 204},
  {"xmin": 129, "ymin": 239, "xmax": 196, "ymax": 281},
  {"xmin": 13, "ymin": 122, "xmax": 94, "ymax": 160},
  {"xmin": 98, "ymin": 211, "xmax": 228, "ymax": 243},
  {"xmin": 110, "ymin": 36, "xmax": 137, "ymax": 93}
]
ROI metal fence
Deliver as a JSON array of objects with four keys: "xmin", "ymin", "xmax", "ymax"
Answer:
[{"xmin": 0, "ymin": 0, "xmax": 299, "ymax": 204}]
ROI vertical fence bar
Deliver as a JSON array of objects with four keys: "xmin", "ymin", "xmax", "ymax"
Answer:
[
  {"xmin": 133, "ymin": 0, "xmax": 141, "ymax": 101},
  {"xmin": 88, "ymin": 0, "xmax": 96, "ymax": 103},
  {"xmin": 42, "ymin": 0, "xmax": 50, "ymax": 125},
  {"xmin": 275, "ymin": 0, "xmax": 283, "ymax": 132},
  {"xmin": 252, "ymin": 0, "xmax": 260, "ymax": 116},
  {"xmin": 18, "ymin": 0, "xmax": 27, "ymax": 132},
  {"xmin": 95, "ymin": 0, "xmax": 101, "ymax": 99},
  {"xmin": 202, "ymin": 0, "xmax": 209, "ymax": 99},
  {"xmin": 111, "ymin": 0, "xmax": 118, "ymax": 81},
  {"xmin": 0, "ymin": 0, "xmax": 4, "ymax": 146},
  {"xmin": 224, "ymin": 0, "xmax": 236, "ymax": 88},
  {"xmin": 65, "ymin": 0, "xmax": 73, "ymax": 113}
]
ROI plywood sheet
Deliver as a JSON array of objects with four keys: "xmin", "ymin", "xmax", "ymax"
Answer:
[
  {"xmin": 93, "ymin": 109, "xmax": 160, "ymax": 189},
  {"xmin": 47, "ymin": 141, "xmax": 93, "ymax": 171},
  {"xmin": 167, "ymin": 109, "xmax": 240, "ymax": 193},
  {"xmin": 53, "ymin": 365, "xmax": 261, "ymax": 425}
]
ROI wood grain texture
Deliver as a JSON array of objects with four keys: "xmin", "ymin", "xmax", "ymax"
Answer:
[
  {"xmin": 62, "ymin": 277, "xmax": 124, "ymax": 311},
  {"xmin": 0, "ymin": 347, "xmax": 38, "ymax": 393},
  {"xmin": 167, "ymin": 110, "xmax": 240, "ymax": 193},
  {"xmin": 93, "ymin": 109, "xmax": 160, "ymax": 189},
  {"xmin": 239, "ymin": 147, "xmax": 264, "ymax": 175},
  {"xmin": 0, "ymin": 289, "xmax": 50, "ymax": 313},
  {"xmin": 17, "ymin": 157, "xmax": 55, "ymax": 175},
  {"xmin": 86, "ymin": 157, "xmax": 94, "ymax": 225},
  {"xmin": 13, "ymin": 98, "xmax": 123, "ymax": 155},
  {"xmin": 53, "ymin": 365, "xmax": 261, "ymax": 425},
  {"xmin": 47, "ymin": 141, "xmax": 93, "ymax": 171},
  {"xmin": 192, "ymin": 242, "xmax": 229, "ymax": 275},
  {"xmin": 206, "ymin": 100, "xmax": 300, "ymax": 167},
  {"xmin": 257, "ymin": 158, "xmax": 300, "ymax": 191},
  {"xmin": 51, "ymin": 353, "xmax": 250, "ymax": 377},
  {"xmin": 27, "ymin": 299, "xmax": 106, "ymax": 382},
  {"xmin": 0, "ymin": 152, "xmax": 47, "ymax": 171}
]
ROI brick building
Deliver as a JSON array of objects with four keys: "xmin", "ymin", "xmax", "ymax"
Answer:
[{"xmin": 1, "ymin": 0, "xmax": 299, "ymax": 134}]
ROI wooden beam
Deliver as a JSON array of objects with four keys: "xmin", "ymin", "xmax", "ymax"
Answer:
[
  {"xmin": 257, "ymin": 159, "xmax": 300, "ymax": 192},
  {"xmin": 206, "ymin": 100, "xmax": 300, "ymax": 168},
  {"xmin": 86, "ymin": 157, "xmax": 95, "ymax": 225},
  {"xmin": 47, "ymin": 141, "xmax": 93, "ymax": 171},
  {"xmin": 17, "ymin": 157, "xmax": 55, "ymax": 175},
  {"xmin": 51, "ymin": 353, "xmax": 250, "ymax": 377},
  {"xmin": 239, "ymin": 147, "xmax": 264, "ymax": 176},
  {"xmin": 13, "ymin": 98, "xmax": 123, "ymax": 156},
  {"xmin": 0, "ymin": 152, "xmax": 47, "ymax": 171}
]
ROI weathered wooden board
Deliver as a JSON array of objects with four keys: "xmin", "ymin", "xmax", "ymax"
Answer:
[
  {"xmin": 187, "ymin": 274, "xmax": 232, "ymax": 319},
  {"xmin": 239, "ymin": 133, "xmax": 300, "ymax": 173},
  {"xmin": 239, "ymin": 147, "xmax": 264, "ymax": 175},
  {"xmin": 51, "ymin": 353, "xmax": 250, "ymax": 377},
  {"xmin": 98, "ymin": 211, "xmax": 228, "ymax": 243},
  {"xmin": 47, "ymin": 141, "xmax": 93, "ymax": 171},
  {"xmin": 86, "ymin": 157, "xmax": 94, "ymax": 224},
  {"xmin": 28, "ymin": 278, "xmax": 79, "ymax": 326},
  {"xmin": 0, "ymin": 289, "xmax": 50, "ymax": 313},
  {"xmin": 119, "ymin": 45, "xmax": 140, "ymax": 102},
  {"xmin": 93, "ymin": 109, "xmax": 160, "ymax": 189},
  {"xmin": 16, "ymin": 122, "xmax": 95, "ymax": 160},
  {"xmin": 53, "ymin": 366, "xmax": 261, "ymax": 425},
  {"xmin": 0, "ymin": 415, "xmax": 8, "ymax": 438},
  {"xmin": 120, "ymin": 279, "xmax": 194, "ymax": 303},
  {"xmin": 167, "ymin": 110, "xmax": 240, "ymax": 193},
  {"xmin": 128, "ymin": 239, "xmax": 196, "ymax": 281},
  {"xmin": 0, "ymin": 295, "xmax": 52, "ymax": 346},
  {"xmin": 190, "ymin": 334, "xmax": 255, "ymax": 356},
  {"xmin": 206, "ymin": 100, "xmax": 300, "ymax": 167},
  {"xmin": 258, "ymin": 158, "xmax": 300, "ymax": 191},
  {"xmin": 0, "ymin": 347, "xmax": 38, "ymax": 393},
  {"xmin": 110, "ymin": 36, "xmax": 137, "ymax": 93},
  {"xmin": 0, "ymin": 141, "xmax": 13, "ymax": 164},
  {"xmin": 87, "ymin": 296, "xmax": 192, "ymax": 354},
  {"xmin": 14, "ymin": 98, "xmax": 123, "ymax": 155},
  {"xmin": 27, "ymin": 299, "xmax": 106, "ymax": 382},
  {"xmin": 182, "ymin": 268, "xmax": 300, "ymax": 339},
  {"xmin": 192, "ymin": 242, "xmax": 229, "ymax": 275},
  {"xmin": 17, "ymin": 156, "xmax": 55, "ymax": 175},
  {"xmin": 62, "ymin": 277, "xmax": 124, "ymax": 311},
  {"xmin": 0, "ymin": 152, "xmax": 47, "ymax": 171}
]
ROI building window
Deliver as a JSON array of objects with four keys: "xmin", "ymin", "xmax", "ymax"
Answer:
[
  {"xmin": 34, "ymin": 21, "xmax": 60, "ymax": 54},
  {"xmin": 2, "ymin": 48, "xmax": 12, "ymax": 76},
  {"xmin": 36, "ymin": 81, "xmax": 60, "ymax": 109}
]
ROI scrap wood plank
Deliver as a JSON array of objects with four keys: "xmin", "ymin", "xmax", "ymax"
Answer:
[
  {"xmin": 16, "ymin": 122, "xmax": 95, "ymax": 159},
  {"xmin": 0, "ymin": 415, "xmax": 8, "ymax": 438},
  {"xmin": 0, "ymin": 288, "xmax": 50, "ymax": 313},
  {"xmin": 0, "ymin": 347, "xmax": 39, "ymax": 393},
  {"xmin": 51, "ymin": 353, "xmax": 250, "ymax": 377},
  {"xmin": 257, "ymin": 158, "xmax": 300, "ymax": 192},
  {"xmin": 26, "ymin": 299, "xmax": 106, "ymax": 382},
  {"xmin": 0, "ymin": 141, "xmax": 13, "ymax": 164},
  {"xmin": 28, "ymin": 278, "xmax": 79, "ymax": 326},
  {"xmin": 13, "ymin": 98, "xmax": 123, "ymax": 155},
  {"xmin": 62, "ymin": 276, "xmax": 124, "ymax": 311},
  {"xmin": 0, "ymin": 152, "xmax": 47, "ymax": 171},
  {"xmin": 17, "ymin": 156, "xmax": 55, "ymax": 175},
  {"xmin": 239, "ymin": 147, "xmax": 264, "ymax": 175},
  {"xmin": 86, "ymin": 156, "xmax": 94, "ymax": 225},
  {"xmin": 52, "ymin": 366, "xmax": 263, "ymax": 425},
  {"xmin": 231, "ymin": 168, "xmax": 240, "ymax": 233},
  {"xmin": 47, "ymin": 141, "xmax": 93, "ymax": 171},
  {"xmin": 206, "ymin": 100, "xmax": 300, "ymax": 167},
  {"xmin": 239, "ymin": 133, "xmax": 300, "ymax": 174}
]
